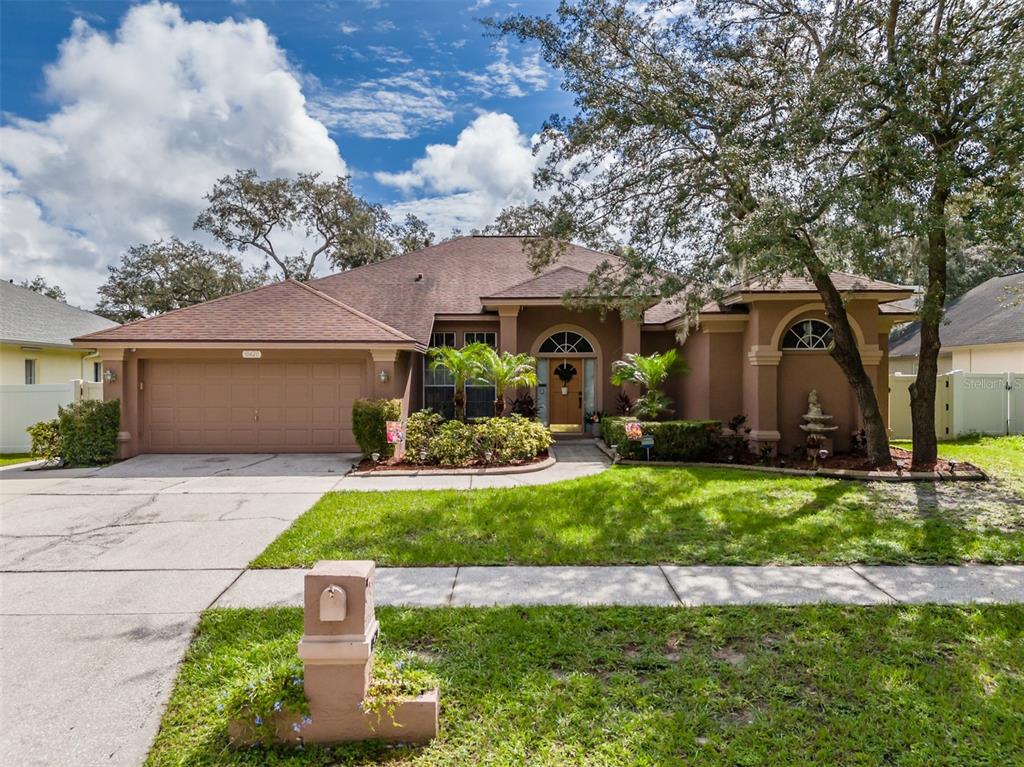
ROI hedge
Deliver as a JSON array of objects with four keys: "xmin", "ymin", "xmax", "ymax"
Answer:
[
  {"xmin": 601, "ymin": 416, "xmax": 719, "ymax": 461},
  {"xmin": 352, "ymin": 398, "xmax": 402, "ymax": 458},
  {"xmin": 27, "ymin": 398, "xmax": 122, "ymax": 466},
  {"xmin": 404, "ymin": 411, "xmax": 551, "ymax": 467}
]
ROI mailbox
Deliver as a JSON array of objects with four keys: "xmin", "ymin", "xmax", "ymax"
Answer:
[{"xmin": 320, "ymin": 585, "xmax": 348, "ymax": 622}]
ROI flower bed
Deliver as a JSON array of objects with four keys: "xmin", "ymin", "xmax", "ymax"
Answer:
[{"xmin": 357, "ymin": 412, "xmax": 552, "ymax": 472}]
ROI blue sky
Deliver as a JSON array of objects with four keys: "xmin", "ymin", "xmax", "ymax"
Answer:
[{"xmin": 0, "ymin": 0, "xmax": 571, "ymax": 305}]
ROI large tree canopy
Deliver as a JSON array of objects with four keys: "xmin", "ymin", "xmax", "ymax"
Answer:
[
  {"xmin": 18, "ymin": 276, "xmax": 66, "ymax": 303},
  {"xmin": 193, "ymin": 170, "xmax": 435, "ymax": 280},
  {"xmin": 96, "ymin": 238, "xmax": 268, "ymax": 323},
  {"xmin": 494, "ymin": 0, "xmax": 1023, "ymax": 467}
]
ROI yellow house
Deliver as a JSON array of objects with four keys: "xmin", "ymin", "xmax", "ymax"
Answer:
[{"xmin": 0, "ymin": 281, "xmax": 118, "ymax": 451}]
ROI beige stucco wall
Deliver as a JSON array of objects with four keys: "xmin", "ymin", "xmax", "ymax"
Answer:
[
  {"xmin": 950, "ymin": 344, "xmax": 1024, "ymax": 373},
  {"xmin": 0, "ymin": 343, "xmax": 98, "ymax": 386}
]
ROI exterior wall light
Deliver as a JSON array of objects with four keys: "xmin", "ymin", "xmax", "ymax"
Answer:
[
  {"xmin": 378, "ymin": 369, "xmax": 390, "ymax": 383},
  {"xmin": 103, "ymin": 368, "xmax": 117, "ymax": 383}
]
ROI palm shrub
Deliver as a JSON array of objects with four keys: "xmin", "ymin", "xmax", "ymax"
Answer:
[
  {"xmin": 609, "ymin": 349, "xmax": 688, "ymax": 420},
  {"xmin": 427, "ymin": 342, "xmax": 489, "ymax": 421},
  {"xmin": 473, "ymin": 347, "xmax": 538, "ymax": 416}
]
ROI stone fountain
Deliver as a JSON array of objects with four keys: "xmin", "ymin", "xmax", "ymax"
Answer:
[{"xmin": 799, "ymin": 390, "xmax": 838, "ymax": 461}]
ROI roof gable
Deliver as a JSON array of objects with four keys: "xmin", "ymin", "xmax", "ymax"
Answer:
[
  {"xmin": 484, "ymin": 265, "xmax": 593, "ymax": 299},
  {"xmin": 889, "ymin": 272, "xmax": 1024, "ymax": 357},
  {"xmin": 1, "ymin": 281, "xmax": 118, "ymax": 347},
  {"xmin": 74, "ymin": 279, "xmax": 414, "ymax": 344}
]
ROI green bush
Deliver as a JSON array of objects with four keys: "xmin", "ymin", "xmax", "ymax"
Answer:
[
  {"xmin": 27, "ymin": 419, "xmax": 62, "ymax": 463},
  {"xmin": 352, "ymin": 398, "xmax": 402, "ymax": 458},
  {"xmin": 57, "ymin": 398, "xmax": 121, "ymax": 466},
  {"xmin": 403, "ymin": 410, "xmax": 552, "ymax": 466},
  {"xmin": 404, "ymin": 410, "xmax": 444, "ymax": 463},
  {"xmin": 431, "ymin": 420, "xmax": 476, "ymax": 466},
  {"xmin": 601, "ymin": 416, "xmax": 718, "ymax": 461}
]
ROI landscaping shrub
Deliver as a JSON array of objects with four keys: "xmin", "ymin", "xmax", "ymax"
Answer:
[
  {"xmin": 602, "ymin": 416, "xmax": 718, "ymax": 461},
  {"xmin": 430, "ymin": 420, "xmax": 476, "ymax": 466},
  {"xmin": 27, "ymin": 419, "xmax": 62, "ymax": 463},
  {"xmin": 57, "ymin": 398, "xmax": 121, "ymax": 466},
  {"xmin": 404, "ymin": 410, "xmax": 444, "ymax": 463},
  {"xmin": 352, "ymin": 398, "xmax": 401, "ymax": 458},
  {"xmin": 403, "ymin": 410, "xmax": 551, "ymax": 466}
]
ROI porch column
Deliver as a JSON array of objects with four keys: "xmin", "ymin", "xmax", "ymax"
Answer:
[
  {"xmin": 370, "ymin": 349, "xmax": 400, "ymax": 402},
  {"xmin": 98, "ymin": 348, "xmax": 137, "ymax": 459},
  {"xmin": 620, "ymin": 315, "xmax": 643, "ymax": 402},
  {"xmin": 744, "ymin": 346, "xmax": 781, "ymax": 454},
  {"xmin": 498, "ymin": 305, "xmax": 520, "ymax": 354}
]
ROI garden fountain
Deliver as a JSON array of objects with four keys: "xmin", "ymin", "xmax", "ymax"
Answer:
[{"xmin": 799, "ymin": 390, "xmax": 838, "ymax": 463}]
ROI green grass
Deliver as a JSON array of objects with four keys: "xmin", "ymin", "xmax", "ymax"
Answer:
[
  {"xmin": 147, "ymin": 605, "xmax": 1024, "ymax": 766},
  {"xmin": 253, "ymin": 462, "xmax": 1024, "ymax": 567},
  {"xmin": 893, "ymin": 434, "xmax": 1024, "ymax": 495},
  {"xmin": 0, "ymin": 453, "xmax": 33, "ymax": 467}
]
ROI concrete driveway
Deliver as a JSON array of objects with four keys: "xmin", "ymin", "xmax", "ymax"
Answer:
[{"xmin": 0, "ymin": 453, "xmax": 356, "ymax": 767}]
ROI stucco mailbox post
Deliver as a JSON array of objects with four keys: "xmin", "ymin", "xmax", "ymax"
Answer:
[{"xmin": 229, "ymin": 560, "xmax": 438, "ymax": 746}]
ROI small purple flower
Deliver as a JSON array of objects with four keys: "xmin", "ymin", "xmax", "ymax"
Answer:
[
  {"xmin": 357, "ymin": 701, "xmax": 363, "ymax": 711},
  {"xmin": 396, "ymin": 661, "xmax": 405, "ymax": 671},
  {"xmin": 254, "ymin": 716, "xmax": 263, "ymax": 726},
  {"xmin": 301, "ymin": 716, "xmax": 313, "ymax": 725},
  {"xmin": 292, "ymin": 723, "xmax": 302, "ymax": 733},
  {"xmin": 292, "ymin": 677, "xmax": 303, "ymax": 686},
  {"xmin": 272, "ymin": 701, "xmax": 282, "ymax": 712}
]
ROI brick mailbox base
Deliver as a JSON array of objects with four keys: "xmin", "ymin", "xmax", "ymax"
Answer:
[{"xmin": 229, "ymin": 561, "xmax": 439, "ymax": 746}]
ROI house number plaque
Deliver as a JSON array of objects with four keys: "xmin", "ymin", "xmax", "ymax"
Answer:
[{"xmin": 241, "ymin": 350, "xmax": 262, "ymax": 359}]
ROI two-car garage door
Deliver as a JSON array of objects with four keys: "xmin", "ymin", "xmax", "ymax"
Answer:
[{"xmin": 143, "ymin": 359, "xmax": 367, "ymax": 453}]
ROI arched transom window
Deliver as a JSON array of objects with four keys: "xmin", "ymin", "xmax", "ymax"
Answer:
[
  {"xmin": 782, "ymin": 319, "xmax": 834, "ymax": 350},
  {"xmin": 539, "ymin": 331, "xmax": 594, "ymax": 354}
]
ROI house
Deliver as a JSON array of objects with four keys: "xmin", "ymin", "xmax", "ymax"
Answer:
[
  {"xmin": 1, "ymin": 280, "xmax": 119, "ymax": 451},
  {"xmin": 889, "ymin": 272, "xmax": 1024, "ymax": 374},
  {"xmin": 73, "ymin": 236, "xmax": 915, "ymax": 458}
]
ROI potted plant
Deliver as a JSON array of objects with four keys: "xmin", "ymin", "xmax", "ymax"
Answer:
[{"xmin": 584, "ymin": 410, "xmax": 604, "ymax": 435}]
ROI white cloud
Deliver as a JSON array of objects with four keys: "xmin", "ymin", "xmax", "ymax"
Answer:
[
  {"xmin": 373, "ymin": 20, "xmax": 397, "ymax": 33},
  {"xmin": 462, "ymin": 40, "xmax": 548, "ymax": 98},
  {"xmin": 366, "ymin": 44, "xmax": 411, "ymax": 65},
  {"xmin": 312, "ymin": 70, "xmax": 454, "ymax": 140},
  {"xmin": 376, "ymin": 112, "xmax": 546, "ymax": 233},
  {"xmin": 0, "ymin": 2, "xmax": 345, "ymax": 306},
  {"xmin": 338, "ymin": 22, "xmax": 359, "ymax": 34},
  {"xmin": 469, "ymin": 0, "xmax": 493, "ymax": 10}
]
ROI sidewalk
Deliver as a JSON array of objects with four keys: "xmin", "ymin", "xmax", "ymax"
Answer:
[{"xmin": 216, "ymin": 564, "xmax": 1024, "ymax": 609}]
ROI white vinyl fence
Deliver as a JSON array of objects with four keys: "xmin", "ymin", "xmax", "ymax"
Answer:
[
  {"xmin": 889, "ymin": 371, "xmax": 1024, "ymax": 440},
  {"xmin": 0, "ymin": 380, "xmax": 103, "ymax": 453}
]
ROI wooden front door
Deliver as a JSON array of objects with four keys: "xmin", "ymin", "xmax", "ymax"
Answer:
[{"xmin": 548, "ymin": 358, "xmax": 583, "ymax": 430}]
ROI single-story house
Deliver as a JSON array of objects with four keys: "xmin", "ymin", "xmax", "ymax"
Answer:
[
  {"xmin": 889, "ymin": 272, "xmax": 1024, "ymax": 375},
  {"xmin": 73, "ymin": 236, "xmax": 915, "ymax": 458},
  {"xmin": 1, "ymin": 280, "xmax": 118, "ymax": 451}
]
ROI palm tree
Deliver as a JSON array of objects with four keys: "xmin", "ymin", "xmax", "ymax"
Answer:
[
  {"xmin": 473, "ymin": 347, "xmax": 539, "ymax": 416},
  {"xmin": 427, "ymin": 342, "xmax": 488, "ymax": 422},
  {"xmin": 609, "ymin": 348, "xmax": 689, "ymax": 420}
]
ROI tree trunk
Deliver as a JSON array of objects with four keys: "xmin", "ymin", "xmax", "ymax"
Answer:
[
  {"xmin": 805, "ymin": 261, "xmax": 894, "ymax": 468},
  {"xmin": 454, "ymin": 389, "xmax": 466, "ymax": 422},
  {"xmin": 494, "ymin": 394, "xmax": 506, "ymax": 418},
  {"xmin": 908, "ymin": 182, "xmax": 949, "ymax": 468}
]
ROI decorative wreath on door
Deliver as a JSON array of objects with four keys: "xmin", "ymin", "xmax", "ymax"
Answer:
[{"xmin": 554, "ymin": 362, "xmax": 578, "ymax": 383}]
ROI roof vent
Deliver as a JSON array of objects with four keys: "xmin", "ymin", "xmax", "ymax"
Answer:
[{"xmin": 414, "ymin": 273, "xmax": 423, "ymax": 282}]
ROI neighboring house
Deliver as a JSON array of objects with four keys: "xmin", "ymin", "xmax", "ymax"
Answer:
[
  {"xmin": 1, "ymin": 281, "xmax": 119, "ymax": 451},
  {"xmin": 74, "ymin": 236, "xmax": 914, "ymax": 458},
  {"xmin": 889, "ymin": 272, "xmax": 1024, "ymax": 375}
]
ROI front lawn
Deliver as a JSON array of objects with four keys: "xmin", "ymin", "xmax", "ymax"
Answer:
[
  {"xmin": 253, "ymin": 463, "xmax": 1024, "ymax": 567},
  {"xmin": 0, "ymin": 453, "xmax": 34, "ymax": 467},
  {"xmin": 147, "ymin": 605, "xmax": 1024, "ymax": 767},
  {"xmin": 894, "ymin": 434, "xmax": 1024, "ymax": 496}
]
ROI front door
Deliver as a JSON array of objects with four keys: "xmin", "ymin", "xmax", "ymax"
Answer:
[{"xmin": 548, "ymin": 358, "xmax": 583, "ymax": 431}]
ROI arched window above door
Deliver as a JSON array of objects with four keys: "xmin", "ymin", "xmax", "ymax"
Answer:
[
  {"xmin": 538, "ymin": 330, "xmax": 594, "ymax": 354},
  {"xmin": 781, "ymin": 319, "xmax": 834, "ymax": 350}
]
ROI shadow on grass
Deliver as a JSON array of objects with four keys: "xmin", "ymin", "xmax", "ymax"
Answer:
[
  {"xmin": 146, "ymin": 605, "xmax": 1024, "ymax": 767},
  {"xmin": 254, "ymin": 465, "xmax": 1024, "ymax": 567}
]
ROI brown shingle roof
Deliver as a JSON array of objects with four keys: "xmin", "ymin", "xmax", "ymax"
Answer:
[
  {"xmin": 73, "ymin": 279, "xmax": 414, "ymax": 344},
  {"xmin": 724, "ymin": 271, "xmax": 909, "ymax": 295},
  {"xmin": 484, "ymin": 265, "xmax": 593, "ymax": 299},
  {"xmin": 310, "ymin": 236, "xmax": 635, "ymax": 343}
]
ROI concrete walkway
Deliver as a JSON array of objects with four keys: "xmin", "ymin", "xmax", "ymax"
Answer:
[{"xmin": 219, "ymin": 564, "xmax": 1024, "ymax": 608}]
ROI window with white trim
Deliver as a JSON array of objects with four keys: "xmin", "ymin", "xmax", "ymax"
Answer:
[
  {"xmin": 24, "ymin": 359, "xmax": 37, "ymax": 385},
  {"xmin": 424, "ymin": 332, "xmax": 456, "ymax": 419},
  {"xmin": 781, "ymin": 319, "xmax": 834, "ymax": 350},
  {"xmin": 538, "ymin": 331, "xmax": 594, "ymax": 354},
  {"xmin": 93, "ymin": 361, "xmax": 103, "ymax": 383},
  {"xmin": 464, "ymin": 331, "xmax": 497, "ymax": 419}
]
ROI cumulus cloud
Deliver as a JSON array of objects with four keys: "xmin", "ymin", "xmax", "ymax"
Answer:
[
  {"xmin": 312, "ymin": 70, "xmax": 454, "ymax": 140},
  {"xmin": 461, "ymin": 40, "xmax": 548, "ymax": 98},
  {"xmin": 0, "ymin": 2, "xmax": 345, "ymax": 306},
  {"xmin": 376, "ymin": 112, "xmax": 546, "ymax": 233}
]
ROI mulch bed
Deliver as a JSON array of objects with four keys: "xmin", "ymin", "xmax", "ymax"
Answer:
[
  {"xmin": 729, "ymin": 445, "xmax": 971, "ymax": 474},
  {"xmin": 354, "ymin": 451, "xmax": 550, "ymax": 473}
]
